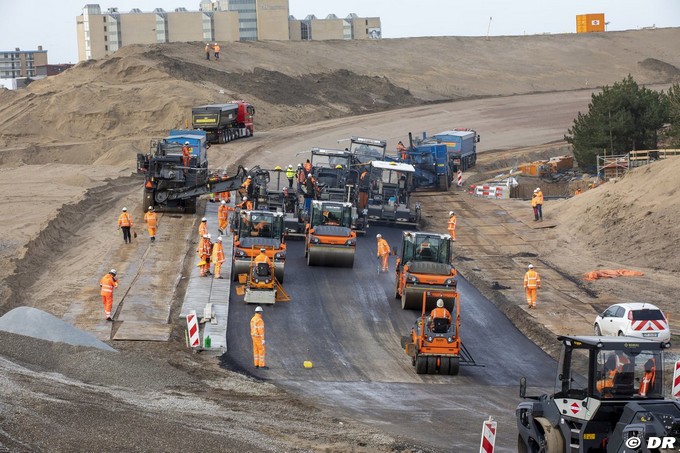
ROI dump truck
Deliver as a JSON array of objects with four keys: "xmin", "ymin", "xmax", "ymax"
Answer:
[
  {"xmin": 191, "ymin": 100, "xmax": 255, "ymax": 144},
  {"xmin": 395, "ymin": 231, "xmax": 458, "ymax": 310},
  {"xmin": 402, "ymin": 292, "xmax": 461, "ymax": 375},
  {"xmin": 430, "ymin": 128, "xmax": 479, "ymax": 172},
  {"xmin": 402, "ymin": 135, "xmax": 451, "ymax": 191},
  {"xmin": 232, "ymin": 210, "xmax": 286, "ymax": 283},
  {"xmin": 365, "ymin": 160, "xmax": 420, "ymax": 226},
  {"xmin": 517, "ymin": 335, "xmax": 679, "ymax": 452},
  {"xmin": 305, "ymin": 200, "xmax": 356, "ymax": 267},
  {"xmin": 137, "ymin": 129, "xmax": 242, "ymax": 213}
]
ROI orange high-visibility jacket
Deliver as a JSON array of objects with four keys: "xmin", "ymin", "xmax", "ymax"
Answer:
[
  {"xmin": 212, "ymin": 242, "xmax": 225, "ymax": 263},
  {"xmin": 531, "ymin": 195, "xmax": 538, "ymax": 208},
  {"xmin": 430, "ymin": 307, "xmax": 452, "ymax": 322},
  {"xmin": 524, "ymin": 270, "xmax": 541, "ymax": 289},
  {"xmin": 100, "ymin": 273, "xmax": 118, "ymax": 296},
  {"xmin": 198, "ymin": 222, "xmax": 208, "ymax": 237},
  {"xmin": 214, "ymin": 44, "xmax": 220, "ymax": 52},
  {"xmin": 218, "ymin": 204, "xmax": 229, "ymax": 222},
  {"xmin": 182, "ymin": 145, "xmax": 191, "ymax": 157},
  {"xmin": 535, "ymin": 191, "xmax": 544, "ymax": 205},
  {"xmin": 118, "ymin": 212, "xmax": 133, "ymax": 227},
  {"xmin": 639, "ymin": 369, "xmax": 656, "ymax": 396},
  {"xmin": 448, "ymin": 215, "xmax": 457, "ymax": 231},
  {"xmin": 250, "ymin": 313, "xmax": 264, "ymax": 339},
  {"xmin": 304, "ymin": 161, "xmax": 312, "ymax": 173},
  {"xmin": 241, "ymin": 179, "xmax": 252, "ymax": 189},
  {"xmin": 377, "ymin": 238, "xmax": 390, "ymax": 256},
  {"xmin": 144, "ymin": 211, "xmax": 158, "ymax": 227},
  {"xmin": 197, "ymin": 238, "xmax": 212, "ymax": 258}
]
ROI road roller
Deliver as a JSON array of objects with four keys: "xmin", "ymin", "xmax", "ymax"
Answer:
[
  {"xmin": 244, "ymin": 256, "xmax": 277, "ymax": 305},
  {"xmin": 402, "ymin": 292, "xmax": 461, "ymax": 375},
  {"xmin": 394, "ymin": 231, "xmax": 458, "ymax": 310},
  {"xmin": 232, "ymin": 210, "xmax": 287, "ymax": 282},
  {"xmin": 304, "ymin": 200, "xmax": 356, "ymax": 267}
]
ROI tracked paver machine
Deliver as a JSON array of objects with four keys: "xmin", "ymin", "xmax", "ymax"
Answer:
[{"xmin": 304, "ymin": 200, "xmax": 356, "ymax": 267}]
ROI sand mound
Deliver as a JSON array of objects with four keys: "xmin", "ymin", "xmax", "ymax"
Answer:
[
  {"xmin": 553, "ymin": 158, "xmax": 680, "ymax": 272},
  {"xmin": 0, "ymin": 307, "xmax": 116, "ymax": 351}
]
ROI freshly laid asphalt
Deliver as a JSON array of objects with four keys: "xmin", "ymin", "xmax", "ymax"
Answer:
[{"xmin": 222, "ymin": 225, "xmax": 556, "ymax": 451}]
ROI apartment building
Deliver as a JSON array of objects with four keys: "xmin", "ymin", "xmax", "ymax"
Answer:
[
  {"xmin": 0, "ymin": 47, "xmax": 48, "ymax": 79},
  {"xmin": 289, "ymin": 13, "xmax": 382, "ymax": 41}
]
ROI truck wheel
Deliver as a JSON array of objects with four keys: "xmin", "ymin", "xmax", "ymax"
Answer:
[
  {"xmin": 415, "ymin": 356, "xmax": 427, "ymax": 374},
  {"xmin": 218, "ymin": 130, "xmax": 225, "ymax": 144},
  {"xmin": 438, "ymin": 175, "xmax": 448, "ymax": 191}
]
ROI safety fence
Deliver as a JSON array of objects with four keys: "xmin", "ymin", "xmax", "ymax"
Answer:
[{"xmin": 469, "ymin": 184, "xmax": 510, "ymax": 199}]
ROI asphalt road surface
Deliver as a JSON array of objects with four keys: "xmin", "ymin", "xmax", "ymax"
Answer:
[{"xmin": 223, "ymin": 226, "xmax": 556, "ymax": 451}]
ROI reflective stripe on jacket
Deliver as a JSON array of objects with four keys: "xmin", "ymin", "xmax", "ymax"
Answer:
[
  {"xmin": 524, "ymin": 270, "xmax": 541, "ymax": 289},
  {"xmin": 118, "ymin": 213, "xmax": 133, "ymax": 227},
  {"xmin": 250, "ymin": 314, "xmax": 264, "ymax": 338}
]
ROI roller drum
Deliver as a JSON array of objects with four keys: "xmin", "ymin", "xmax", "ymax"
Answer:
[{"xmin": 307, "ymin": 246, "xmax": 355, "ymax": 268}]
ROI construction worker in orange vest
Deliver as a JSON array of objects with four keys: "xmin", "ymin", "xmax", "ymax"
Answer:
[
  {"xmin": 397, "ymin": 141, "xmax": 407, "ymax": 160},
  {"xmin": 212, "ymin": 236, "xmax": 226, "ymax": 279},
  {"xmin": 303, "ymin": 159, "xmax": 312, "ymax": 174},
  {"xmin": 213, "ymin": 42, "xmax": 220, "ymax": 59},
  {"xmin": 639, "ymin": 359, "xmax": 656, "ymax": 396},
  {"xmin": 254, "ymin": 247, "xmax": 272, "ymax": 266},
  {"xmin": 447, "ymin": 211, "xmax": 457, "ymax": 241},
  {"xmin": 523, "ymin": 264, "xmax": 541, "ymax": 309},
  {"xmin": 118, "ymin": 207, "xmax": 133, "ymax": 244},
  {"xmin": 144, "ymin": 206, "xmax": 159, "ymax": 242},
  {"xmin": 429, "ymin": 298, "xmax": 452, "ymax": 327},
  {"xmin": 296, "ymin": 164, "xmax": 305, "ymax": 192},
  {"xmin": 197, "ymin": 234, "xmax": 212, "ymax": 277},
  {"xmin": 218, "ymin": 200, "xmax": 229, "ymax": 235},
  {"xmin": 376, "ymin": 233, "xmax": 391, "ymax": 272},
  {"xmin": 250, "ymin": 306, "xmax": 267, "ymax": 369},
  {"xmin": 99, "ymin": 269, "xmax": 118, "ymax": 321},
  {"xmin": 198, "ymin": 217, "xmax": 208, "ymax": 238},
  {"xmin": 182, "ymin": 142, "xmax": 191, "ymax": 169},
  {"xmin": 596, "ymin": 354, "xmax": 618, "ymax": 393},
  {"xmin": 533, "ymin": 188, "xmax": 544, "ymax": 221},
  {"xmin": 240, "ymin": 175, "xmax": 252, "ymax": 198}
]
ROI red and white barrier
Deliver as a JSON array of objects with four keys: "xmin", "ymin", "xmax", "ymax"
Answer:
[
  {"xmin": 474, "ymin": 185, "xmax": 509, "ymax": 199},
  {"xmin": 673, "ymin": 361, "xmax": 680, "ymax": 399},
  {"xmin": 457, "ymin": 170, "xmax": 463, "ymax": 187},
  {"xmin": 479, "ymin": 416, "xmax": 497, "ymax": 453},
  {"xmin": 186, "ymin": 310, "xmax": 200, "ymax": 348}
]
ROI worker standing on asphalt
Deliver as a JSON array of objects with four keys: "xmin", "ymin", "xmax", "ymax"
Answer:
[
  {"xmin": 250, "ymin": 306, "xmax": 267, "ymax": 369},
  {"xmin": 99, "ymin": 269, "xmax": 118, "ymax": 321},
  {"xmin": 198, "ymin": 217, "xmax": 208, "ymax": 238},
  {"xmin": 118, "ymin": 207, "xmax": 133, "ymax": 244},
  {"xmin": 429, "ymin": 299, "xmax": 452, "ymax": 327},
  {"xmin": 285, "ymin": 164, "xmax": 295, "ymax": 189},
  {"xmin": 144, "ymin": 206, "xmax": 158, "ymax": 242},
  {"xmin": 534, "ymin": 188, "xmax": 544, "ymax": 221},
  {"xmin": 376, "ymin": 234, "xmax": 391, "ymax": 272},
  {"xmin": 218, "ymin": 200, "xmax": 229, "ymax": 235},
  {"xmin": 447, "ymin": 211, "xmax": 457, "ymax": 241},
  {"xmin": 182, "ymin": 141, "xmax": 191, "ymax": 169},
  {"xmin": 523, "ymin": 264, "xmax": 541, "ymax": 309},
  {"xmin": 212, "ymin": 236, "xmax": 226, "ymax": 279},
  {"xmin": 197, "ymin": 234, "xmax": 212, "ymax": 277}
]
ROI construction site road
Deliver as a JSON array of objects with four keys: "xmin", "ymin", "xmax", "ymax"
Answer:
[{"xmin": 222, "ymin": 226, "xmax": 556, "ymax": 451}]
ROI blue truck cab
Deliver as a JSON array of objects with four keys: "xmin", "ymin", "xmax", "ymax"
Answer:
[
  {"xmin": 409, "ymin": 143, "xmax": 450, "ymax": 190},
  {"xmin": 167, "ymin": 129, "xmax": 208, "ymax": 167},
  {"xmin": 431, "ymin": 129, "xmax": 478, "ymax": 172}
]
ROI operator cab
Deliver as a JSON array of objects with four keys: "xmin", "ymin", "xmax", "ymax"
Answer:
[{"xmin": 402, "ymin": 232, "xmax": 452, "ymax": 264}]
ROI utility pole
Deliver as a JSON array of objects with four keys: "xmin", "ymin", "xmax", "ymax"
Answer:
[
  {"xmin": 486, "ymin": 17, "xmax": 492, "ymax": 41},
  {"xmin": 608, "ymin": 110, "xmax": 614, "ymax": 153}
]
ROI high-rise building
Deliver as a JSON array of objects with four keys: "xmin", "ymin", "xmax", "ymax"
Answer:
[
  {"xmin": 0, "ymin": 47, "xmax": 48, "ymax": 79},
  {"xmin": 289, "ymin": 13, "xmax": 381, "ymax": 41},
  {"xmin": 201, "ymin": 0, "xmax": 289, "ymax": 41}
]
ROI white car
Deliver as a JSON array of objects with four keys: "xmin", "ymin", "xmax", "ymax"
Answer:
[{"xmin": 594, "ymin": 302, "xmax": 671, "ymax": 343}]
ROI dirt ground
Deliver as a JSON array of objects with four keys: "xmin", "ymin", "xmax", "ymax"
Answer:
[{"xmin": 1, "ymin": 28, "xmax": 680, "ymax": 451}]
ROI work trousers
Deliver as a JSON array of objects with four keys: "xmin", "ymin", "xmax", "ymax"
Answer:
[
  {"xmin": 536, "ymin": 204, "xmax": 543, "ymax": 220},
  {"xmin": 380, "ymin": 253, "xmax": 389, "ymax": 272},
  {"xmin": 252, "ymin": 338, "xmax": 266, "ymax": 367},
  {"xmin": 121, "ymin": 226, "xmax": 131, "ymax": 243},
  {"xmin": 101, "ymin": 294, "xmax": 113, "ymax": 318},
  {"xmin": 448, "ymin": 228, "xmax": 456, "ymax": 241},
  {"xmin": 147, "ymin": 226, "xmax": 156, "ymax": 238},
  {"xmin": 214, "ymin": 261, "xmax": 223, "ymax": 279},
  {"xmin": 525, "ymin": 287, "xmax": 537, "ymax": 307},
  {"xmin": 287, "ymin": 177, "xmax": 294, "ymax": 188}
]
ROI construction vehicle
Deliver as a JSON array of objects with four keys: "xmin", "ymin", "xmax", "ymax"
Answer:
[
  {"xmin": 191, "ymin": 100, "xmax": 255, "ymax": 144},
  {"xmin": 137, "ymin": 129, "xmax": 239, "ymax": 213},
  {"xmin": 517, "ymin": 335, "xmax": 679, "ymax": 453},
  {"xmin": 402, "ymin": 292, "xmax": 461, "ymax": 375},
  {"xmin": 232, "ymin": 210, "xmax": 286, "ymax": 283},
  {"xmin": 243, "ymin": 255, "xmax": 277, "ymax": 305},
  {"xmin": 305, "ymin": 200, "xmax": 356, "ymax": 267},
  {"xmin": 347, "ymin": 136, "xmax": 387, "ymax": 163},
  {"xmin": 365, "ymin": 160, "xmax": 420, "ymax": 226},
  {"xmin": 430, "ymin": 128, "xmax": 479, "ymax": 172},
  {"xmin": 395, "ymin": 231, "xmax": 458, "ymax": 310}
]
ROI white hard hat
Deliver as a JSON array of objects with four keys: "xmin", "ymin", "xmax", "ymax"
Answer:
[
  {"xmin": 243, "ymin": 197, "xmax": 248, "ymax": 201},
  {"xmin": 260, "ymin": 248, "xmax": 266, "ymax": 252},
  {"xmin": 376, "ymin": 234, "xmax": 382, "ymax": 238},
  {"xmin": 185, "ymin": 141, "xmax": 189, "ymax": 145},
  {"xmin": 122, "ymin": 207, "xmax": 127, "ymax": 211},
  {"xmin": 221, "ymin": 200, "xmax": 226, "ymax": 204},
  {"xmin": 216, "ymin": 236, "xmax": 222, "ymax": 242},
  {"xmin": 528, "ymin": 264, "xmax": 534, "ymax": 269},
  {"xmin": 307, "ymin": 173, "xmax": 312, "ymax": 177},
  {"xmin": 255, "ymin": 306, "xmax": 263, "ymax": 312},
  {"xmin": 534, "ymin": 188, "xmax": 540, "ymax": 193},
  {"xmin": 202, "ymin": 234, "xmax": 208, "ymax": 238},
  {"xmin": 148, "ymin": 206, "xmax": 153, "ymax": 210},
  {"xmin": 449, "ymin": 211, "xmax": 454, "ymax": 216},
  {"xmin": 247, "ymin": 175, "xmax": 252, "ymax": 179},
  {"xmin": 288, "ymin": 164, "xmax": 293, "ymax": 168},
  {"xmin": 207, "ymin": 234, "xmax": 211, "ymax": 239},
  {"xmin": 201, "ymin": 217, "xmax": 207, "ymax": 221},
  {"xmin": 214, "ymin": 43, "xmax": 218, "ymax": 46},
  {"xmin": 436, "ymin": 299, "xmax": 444, "ymax": 308},
  {"xmin": 110, "ymin": 269, "xmax": 117, "ymax": 275}
]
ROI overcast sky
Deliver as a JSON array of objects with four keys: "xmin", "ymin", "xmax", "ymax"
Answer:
[{"xmin": 1, "ymin": 0, "xmax": 678, "ymax": 64}]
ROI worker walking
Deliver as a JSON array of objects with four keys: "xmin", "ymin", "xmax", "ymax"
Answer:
[
  {"xmin": 99, "ymin": 269, "xmax": 118, "ymax": 321},
  {"xmin": 118, "ymin": 207, "xmax": 133, "ymax": 244},
  {"xmin": 198, "ymin": 217, "xmax": 209, "ymax": 238},
  {"xmin": 218, "ymin": 200, "xmax": 229, "ymax": 235},
  {"xmin": 534, "ymin": 188, "xmax": 544, "ymax": 221},
  {"xmin": 197, "ymin": 234, "xmax": 212, "ymax": 277},
  {"xmin": 213, "ymin": 42, "xmax": 220, "ymax": 60},
  {"xmin": 523, "ymin": 264, "xmax": 541, "ymax": 309},
  {"xmin": 144, "ymin": 206, "xmax": 159, "ymax": 242},
  {"xmin": 447, "ymin": 211, "xmax": 457, "ymax": 241},
  {"xmin": 250, "ymin": 306, "xmax": 267, "ymax": 369},
  {"xmin": 285, "ymin": 164, "xmax": 295, "ymax": 189},
  {"xmin": 212, "ymin": 236, "xmax": 226, "ymax": 279},
  {"xmin": 376, "ymin": 233, "xmax": 391, "ymax": 272}
]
